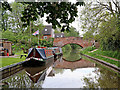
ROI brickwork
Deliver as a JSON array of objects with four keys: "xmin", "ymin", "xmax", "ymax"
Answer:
[
  {"xmin": 3, "ymin": 42, "xmax": 12, "ymax": 55},
  {"xmin": 42, "ymin": 35, "xmax": 52, "ymax": 40},
  {"xmin": 0, "ymin": 41, "xmax": 12, "ymax": 55},
  {"xmin": 53, "ymin": 37, "xmax": 94, "ymax": 48}
]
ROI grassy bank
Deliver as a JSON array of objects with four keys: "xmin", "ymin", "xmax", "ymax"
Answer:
[
  {"xmin": 92, "ymin": 50, "xmax": 120, "ymax": 60},
  {"xmin": 0, "ymin": 51, "xmax": 27, "ymax": 68},
  {"xmin": 81, "ymin": 47, "xmax": 120, "ymax": 67},
  {"xmin": 0, "ymin": 58, "xmax": 25, "ymax": 68}
]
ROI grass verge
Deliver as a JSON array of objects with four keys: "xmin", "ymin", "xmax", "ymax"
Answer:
[
  {"xmin": 0, "ymin": 57, "xmax": 25, "ymax": 68},
  {"xmin": 81, "ymin": 46, "xmax": 120, "ymax": 67},
  {"xmin": 92, "ymin": 50, "xmax": 120, "ymax": 60},
  {"xmin": 0, "ymin": 50, "xmax": 27, "ymax": 68},
  {"xmin": 86, "ymin": 53, "xmax": 119, "ymax": 67}
]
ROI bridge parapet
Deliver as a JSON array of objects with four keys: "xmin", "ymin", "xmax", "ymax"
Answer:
[{"xmin": 53, "ymin": 37, "xmax": 94, "ymax": 48}]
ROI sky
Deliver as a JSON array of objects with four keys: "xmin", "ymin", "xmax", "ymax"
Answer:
[
  {"xmin": 8, "ymin": 0, "xmax": 14, "ymax": 3},
  {"xmin": 7, "ymin": 0, "xmax": 85, "ymax": 36}
]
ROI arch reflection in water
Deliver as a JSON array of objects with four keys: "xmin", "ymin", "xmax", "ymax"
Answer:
[
  {"xmin": 62, "ymin": 57, "xmax": 82, "ymax": 62},
  {"xmin": 62, "ymin": 46, "xmax": 82, "ymax": 61},
  {"xmin": 55, "ymin": 58, "xmax": 95, "ymax": 69}
]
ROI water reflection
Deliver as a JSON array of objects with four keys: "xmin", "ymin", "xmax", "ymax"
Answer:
[
  {"xmin": 2, "ymin": 70, "xmax": 42, "ymax": 88},
  {"xmin": 42, "ymin": 65, "xmax": 119, "ymax": 88},
  {"xmin": 55, "ymin": 58, "xmax": 95, "ymax": 69},
  {"xmin": 25, "ymin": 66, "xmax": 47, "ymax": 83},
  {"xmin": 42, "ymin": 68, "xmax": 99, "ymax": 88},
  {"xmin": 2, "ymin": 64, "xmax": 54, "ymax": 88},
  {"xmin": 24, "ymin": 57, "xmax": 55, "ymax": 83},
  {"xmin": 1, "ymin": 56, "xmax": 119, "ymax": 88},
  {"xmin": 83, "ymin": 65, "xmax": 119, "ymax": 88},
  {"xmin": 63, "ymin": 49, "xmax": 82, "ymax": 61}
]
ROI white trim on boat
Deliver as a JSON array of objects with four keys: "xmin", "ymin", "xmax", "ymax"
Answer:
[{"xmin": 25, "ymin": 57, "xmax": 44, "ymax": 61}]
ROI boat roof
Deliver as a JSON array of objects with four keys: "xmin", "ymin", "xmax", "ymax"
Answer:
[{"xmin": 27, "ymin": 48, "xmax": 47, "ymax": 59}]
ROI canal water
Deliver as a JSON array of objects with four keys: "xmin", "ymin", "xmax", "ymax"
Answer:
[{"xmin": 1, "ymin": 51, "xmax": 119, "ymax": 88}]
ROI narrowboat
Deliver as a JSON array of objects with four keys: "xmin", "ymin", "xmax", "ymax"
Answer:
[
  {"xmin": 22, "ymin": 47, "xmax": 62, "ymax": 66},
  {"xmin": 24, "ymin": 51, "xmax": 55, "ymax": 83}
]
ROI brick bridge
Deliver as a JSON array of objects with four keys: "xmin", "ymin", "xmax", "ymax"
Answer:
[{"xmin": 53, "ymin": 37, "xmax": 94, "ymax": 48}]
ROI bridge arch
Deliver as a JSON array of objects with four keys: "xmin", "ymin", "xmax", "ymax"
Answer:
[
  {"xmin": 53, "ymin": 37, "xmax": 93, "ymax": 48},
  {"xmin": 61, "ymin": 42, "xmax": 83, "ymax": 48}
]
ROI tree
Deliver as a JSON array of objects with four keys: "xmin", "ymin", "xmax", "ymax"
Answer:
[
  {"xmin": 1, "ymin": 1, "xmax": 85, "ymax": 51},
  {"xmin": 63, "ymin": 27, "xmax": 81, "ymax": 50},
  {"xmin": 1, "ymin": 1, "xmax": 12, "ymax": 31},
  {"xmin": 80, "ymin": 0, "xmax": 120, "ymax": 35},
  {"xmin": 2, "ymin": 30, "xmax": 16, "ymax": 42},
  {"xmin": 96, "ymin": 16, "xmax": 120, "ymax": 51},
  {"xmin": 20, "ymin": 2, "xmax": 85, "ymax": 32},
  {"xmin": 1, "ymin": 2, "xmax": 46, "ymax": 51},
  {"xmin": 7, "ymin": 2, "xmax": 24, "ymax": 33},
  {"xmin": 79, "ymin": 1, "xmax": 120, "ymax": 51},
  {"xmin": 64, "ymin": 27, "xmax": 79, "ymax": 37},
  {"xmin": 54, "ymin": 28, "xmax": 61, "ymax": 34},
  {"xmin": 2, "ymin": 1, "xmax": 85, "ymax": 32}
]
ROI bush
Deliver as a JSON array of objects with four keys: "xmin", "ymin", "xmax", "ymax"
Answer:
[
  {"xmin": 63, "ymin": 44, "xmax": 72, "ymax": 52},
  {"xmin": 12, "ymin": 51, "xmax": 16, "ymax": 55},
  {"xmin": 81, "ymin": 46, "xmax": 96, "ymax": 53},
  {"xmin": 62, "ymin": 47, "xmax": 65, "ymax": 52}
]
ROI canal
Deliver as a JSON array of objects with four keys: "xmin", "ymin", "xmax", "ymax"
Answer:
[{"xmin": 1, "ymin": 50, "xmax": 119, "ymax": 88}]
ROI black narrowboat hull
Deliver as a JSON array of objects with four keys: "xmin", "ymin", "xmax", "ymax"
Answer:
[
  {"xmin": 22, "ymin": 56, "xmax": 54, "ymax": 67},
  {"xmin": 22, "ymin": 47, "xmax": 62, "ymax": 67}
]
